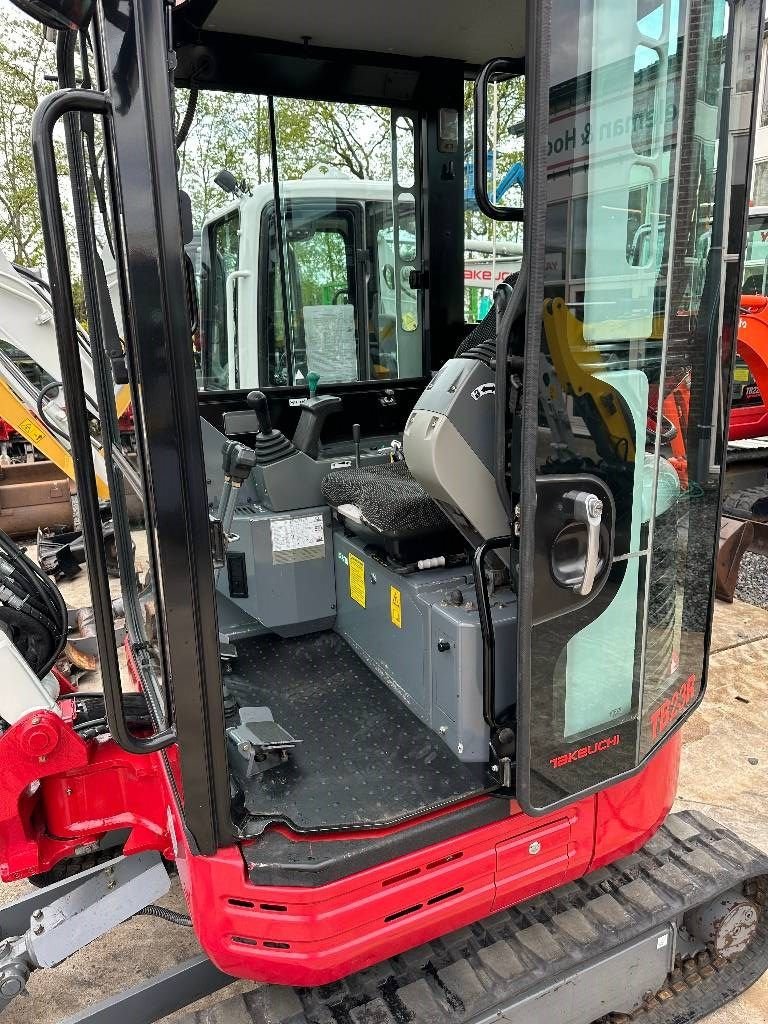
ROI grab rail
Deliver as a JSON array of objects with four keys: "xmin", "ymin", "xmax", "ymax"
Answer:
[{"xmin": 32, "ymin": 88, "xmax": 176, "ymax": 755}]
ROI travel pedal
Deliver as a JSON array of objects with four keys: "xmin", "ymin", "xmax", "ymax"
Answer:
[{"xmin": 226, "ymin": 707, "xmax": 301, "ymax": 780}]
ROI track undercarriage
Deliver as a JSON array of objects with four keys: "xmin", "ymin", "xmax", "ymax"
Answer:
[{"xmin": 167, "ymin": 813, "xmax": 768, "ymax": 1024}]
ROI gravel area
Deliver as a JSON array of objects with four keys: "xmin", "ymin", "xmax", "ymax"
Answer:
[{"xmin": 735, "ymin": 550, "xmax": 768, "ymax": 608}]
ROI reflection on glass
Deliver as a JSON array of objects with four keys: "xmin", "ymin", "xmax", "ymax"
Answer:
[
  {"xmin": 520, "ymin": 0, "xmax": 746, "ymax": 807},
  {"xmin": 463, "ymin": 76, "xmax": 525, "ymax": 321},
  {"xmin": 743, "ymin": 216, "xmax": 768, "ymax": 295},
  {"xmin": 395, "ymin": 116, "xmax": 415, "ymax": 188}
]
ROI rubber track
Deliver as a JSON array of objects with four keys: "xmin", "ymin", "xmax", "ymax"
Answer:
[
  {"xmin": 176, "ymin": 811, "xmax": 768, "ymax": 1024},
  {"xmin": 722, "ymin": 486, "xmax": 768, "ymax": 521}
]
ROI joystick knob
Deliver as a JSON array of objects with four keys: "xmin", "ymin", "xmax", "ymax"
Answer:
[{"xmin": 247, "ymin": 390, "xmax": 272, "ymax": 435}]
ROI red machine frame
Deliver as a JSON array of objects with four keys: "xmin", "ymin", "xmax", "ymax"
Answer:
[{"xmin": 0, "ymin": 650, "xmax": 681, "ymax": 987}]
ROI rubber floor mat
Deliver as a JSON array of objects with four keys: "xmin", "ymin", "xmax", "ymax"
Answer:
[{"xmin": 227, "ymin": 631, "xmax": 492, "ymax": 832}]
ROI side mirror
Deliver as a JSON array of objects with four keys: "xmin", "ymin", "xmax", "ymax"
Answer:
[
  {"xmin": 214, "ymin": 169, "xmax": 241, "ymax": 197},
  {"xmin": 9, "ymin": 0, "xmax": 93, "ymax": 29},
  {"xmin": 473, "ymin": 57, "xmax": 525, "ymax": 223}
]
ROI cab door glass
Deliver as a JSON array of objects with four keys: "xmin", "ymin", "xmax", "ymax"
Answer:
[
  {"xmin": 517, "ymin": 0, "xmax": 752, "ymax": 811},
  {"xmin": 370, "ymin": 197, "xmax": 422, "ymax": 378},
  {"xmin": 265, "ymin": 203, "xmax": 360, "ymax": 385}
]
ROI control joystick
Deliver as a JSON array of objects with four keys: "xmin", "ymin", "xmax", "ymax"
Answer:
[
  {"xmin": 246, "ymin": 390, "xmax": 295, "ymax": 466},
  {"xmin": 247, "ymin": 390, "xmax": 273, "ymax": 435}
]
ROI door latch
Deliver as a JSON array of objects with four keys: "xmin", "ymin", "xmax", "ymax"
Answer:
[{"xmin": 563, "ymin": 490, "xmax": 604, "ymax": 596}]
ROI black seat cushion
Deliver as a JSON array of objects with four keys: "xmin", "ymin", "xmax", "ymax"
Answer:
[
  {"xmin": 321, "ymin": 461, "xmax": 450, "ymax": 538},
  {"xmin": 321, "ymin": 288, "xmax": 519, "ymax": 555}
]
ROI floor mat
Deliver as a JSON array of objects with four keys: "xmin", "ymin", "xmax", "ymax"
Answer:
[{"xmin": 227, "ymin": 631, "xmax": 491, "ymax": 832}]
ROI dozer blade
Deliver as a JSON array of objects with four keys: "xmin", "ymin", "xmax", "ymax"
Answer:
[
  {"xmin": 716, "ymin": 515, "xmax": 755, "ymax": 601},
  {"xmin": 717, "ymin": 489, "xmax": 768, "ymax": 601},
  {"xmin": 174, "ymin": 811, "xmax": 768, "ymax": 1024}
]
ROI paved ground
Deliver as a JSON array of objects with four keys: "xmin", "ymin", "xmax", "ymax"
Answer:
[{"xmin": 0, "ymin": 566, "xmax": 766, "ymax": 1022}]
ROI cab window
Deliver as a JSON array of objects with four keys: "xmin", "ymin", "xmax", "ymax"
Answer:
[
  {"xmin": 201, "ymin": 210, "xmax": 240, "ymax": 389},
  {"xmin": 263, "ymin": 203, "xmax": 360, "ymax": 386},
  {"xmin": 743, "ymin": 216, "xmax": 768, "ymax": 295}
]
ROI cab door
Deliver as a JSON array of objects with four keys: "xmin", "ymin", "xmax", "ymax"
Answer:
[{"xmin": 512, "ymin": 0, "xmax": 763, "ymax": 813}]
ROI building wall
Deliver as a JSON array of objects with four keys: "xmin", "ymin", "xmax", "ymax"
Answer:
[{"xmin": 753, "ymin": 33, "xmax": 768, "ymax": 203}]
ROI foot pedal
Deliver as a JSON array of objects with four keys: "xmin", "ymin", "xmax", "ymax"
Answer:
[{"xmin": 227, "ymin": 707, "xmax": 301, "ymax": 780}]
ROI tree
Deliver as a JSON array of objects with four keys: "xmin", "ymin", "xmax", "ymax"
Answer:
[
  {"xmin": 0, "ymin": 12, "xmax": 61, "ymax": 266},
  {"xmin": 177, "ymin": 89, "xmax": 273, "ymax": 225},
  {"xmin": 177, "ymin": 90, "xmax": 393, "ymax": 231}
]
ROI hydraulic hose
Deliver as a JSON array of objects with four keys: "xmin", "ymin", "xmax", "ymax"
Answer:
[
  {"xmin": 137, "ymin": 905, "xmax": 192, "ymax": 927},
  {"xmin": 0, "ymin": 528, "xmax": 67, "ymax": 676},
  {"xmin": 175, "ymin": 86, "xmax": 198, "ymax": 149}
]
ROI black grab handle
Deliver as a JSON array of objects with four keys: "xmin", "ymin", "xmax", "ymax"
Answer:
[
  {"xmin": 32, "ymin": 88, "xmax": 176, "ymax": 755},
  {"xmin": 473, "ymin": 57, "xmax": 525, "ymax": 223}
]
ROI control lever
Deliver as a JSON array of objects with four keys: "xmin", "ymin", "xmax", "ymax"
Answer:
[
  {"xmin": 247, "ymin": 389, "xmax": 272, "ymax": 434},
  {"xmin": 291, "ymin": 375, "xmax": 342, "ymax": 458},
  {"xmin": 352, "ymin": 423, "xmax": 361, "ymax": 468},
  {"xmin": 563, "ymin": 490, "xmax": 604, "ymax": 596},
  {"xmin": 217, "ymin": 440, "xmax": 257, "ymax": 540},
  {"xmin": 246, "ymin": 390, "xmax": 296, "ymax": 466}
]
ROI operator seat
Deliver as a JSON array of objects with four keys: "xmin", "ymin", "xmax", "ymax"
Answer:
[{"xmin": 321, "ymin": 277, "xmax": 520, "ymax": 561}]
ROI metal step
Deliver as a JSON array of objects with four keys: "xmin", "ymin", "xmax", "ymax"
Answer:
[{"xmin": 169, "ymin": 810, "xmax": 768, "ymax": 1024}]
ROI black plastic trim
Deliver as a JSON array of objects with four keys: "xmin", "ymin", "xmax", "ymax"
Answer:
[{"xmin": 243, "ymin": 797, "xmax": 510, "ymax": 887}]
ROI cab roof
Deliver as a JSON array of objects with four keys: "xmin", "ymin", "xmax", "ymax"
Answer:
[{"xmin": 182, "ymin": 0, "xmax": 526, "ymax": 64}]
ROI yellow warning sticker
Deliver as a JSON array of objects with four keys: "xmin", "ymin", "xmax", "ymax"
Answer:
[
  {"xmin": 390, "ymin": 586, "xmax": 402, "ymax": 628},
  {"xmin": 349, "ymin": 553, "xmax": 366, "ymax": 608},
  {"xmin": 18, "ymin": 418, "xmax": 45, "ymax": 445}
]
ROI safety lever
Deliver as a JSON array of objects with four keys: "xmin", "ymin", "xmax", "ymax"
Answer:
[{"xmin": 212, "ymin": 442, "xmax": 257, "ymax": 575}]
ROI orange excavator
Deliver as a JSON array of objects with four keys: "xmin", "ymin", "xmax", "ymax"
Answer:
[{"xmin": 653, "ymin": 208, "xmax": 768, "ymax": 597}]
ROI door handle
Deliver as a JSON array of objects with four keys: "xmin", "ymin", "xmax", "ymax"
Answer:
[{"xmin": 563, "ymin": 490, "xmax": 604, "ymax": 596}]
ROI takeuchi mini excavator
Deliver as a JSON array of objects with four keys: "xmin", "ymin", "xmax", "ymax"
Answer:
[{"xmin": 0, "ymin": 0, "xmax": 767, "ymax": 1021}]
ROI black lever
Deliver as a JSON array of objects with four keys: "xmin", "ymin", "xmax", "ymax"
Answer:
[
  {"xmin": 247, "ymin": 390, "xmax": 272, "ymax": 435},
  {"xmin": 246, "ymin": 391, "xmax": 295, "ymax": 466},
  {"xmin": 216, "ymin": 440, "xmax": 257, "ymax": 541},
  {"xmin": 292, "ymin": 393, "xmax": 343, "ymax": 459},
  {"xmin": 352, "ymin": 423, "xmax": 361, "ymax": 468}
]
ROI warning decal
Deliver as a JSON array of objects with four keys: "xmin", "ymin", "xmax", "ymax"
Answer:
[
  {"xmin": 18, "ymin": 418, "xmax": 45, "ymax": 445},
  {"xmin": 349, "ymin": 553, "xmax": 366, "ymax": 608},
  {"xmin": 390, "ymin": 586, "xmax": 402, "ymax": 628}
]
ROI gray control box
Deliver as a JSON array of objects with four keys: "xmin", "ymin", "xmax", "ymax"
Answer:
[
  {"xmin": 218, "ymin": 505, "xmax": 336, "ymax": 639},
  {"xmin": 333, "ymin": 532, "xmax": 517, "ymax": 761}
]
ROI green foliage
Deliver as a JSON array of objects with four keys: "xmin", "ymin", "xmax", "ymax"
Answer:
[
  {"xmin": 178, "ymin": 91, "xmax": 392, "ymax": 229},
  {"xmin": 0, "ymin": 12, "xmax": 62, "ymax": 265}
]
